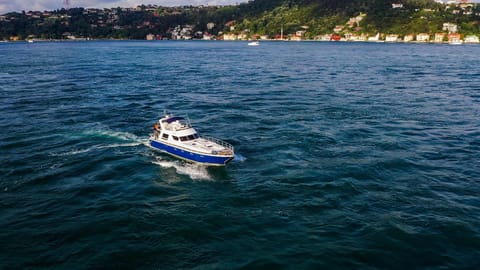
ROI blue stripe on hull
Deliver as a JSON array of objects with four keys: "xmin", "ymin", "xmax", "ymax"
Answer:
[{"xmin": 150, "ymin": 140, "xmax": 233, "ymax": 166}]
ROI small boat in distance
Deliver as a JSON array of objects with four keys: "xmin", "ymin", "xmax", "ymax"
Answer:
[
  {"xmin": 148, "ymin": 112, "xmax": 234, "ymax": 166},
  {"xmin": 248, "ymin": 41, "xmax": 259, "ymax": 46},
  {"xmin": 449, "ymin": 40, "xmax": 463, "ymax": 45}
]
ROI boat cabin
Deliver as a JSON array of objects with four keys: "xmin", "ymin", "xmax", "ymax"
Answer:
[{"xmin": 157, "ymin": 116, "xmax": 199, "ymax": 142}]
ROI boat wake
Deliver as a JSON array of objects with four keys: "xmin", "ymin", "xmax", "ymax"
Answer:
[
  {"xmin": 234, "ymin": 153, "xmax": 247, "ymax": 162},
  {"xmin": 82, "ymin": 129, "xmax": 142, "ymax": 142},
  {"xmin": 152, "ymin": 157, "xmax": 212, "ymax": 181},
  {"xmin": 51, "ymin": 129, "xmax": 145, "ymax": 157},
  {"xmin": 51, "ymin": 148, "xmax": 92, "ymax": 156},
  {"xmin": 51, "ymin": 142, "xmax": 143, "ymax": 157}
]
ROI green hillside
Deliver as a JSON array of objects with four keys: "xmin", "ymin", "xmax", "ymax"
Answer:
[
  {"xmin": 0, "ymin": 0, "xmax": 479, "ymax": 40},
  {"xmin": 228, "ymin": 0, "xmax": 480, "ymax": 38}
]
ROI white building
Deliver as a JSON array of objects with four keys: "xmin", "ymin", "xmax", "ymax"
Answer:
[
  {"xmin": 464, "ymin": 35, "xmax": 479, "ymax": 43},
  {"xmin": 223, "ymin": 33, "xmax": 237, "ymax": 40},
  {"xmin": 404, "ymin": 34, "xmax": 415, "ymax": 42},
  {"xmin": 416, "ymin": 33, "xmax": 430, "ymax": 42},
  {"xmin": 385, "ymin": 34, "xmax": 399, "ymax": 42},
  {"xmin": 442, "ymin": 22, "xmax": 458, "ymax": 33},
  {"xmin": 368, "ymin": 33, "xmax": 380, "ymax": 41},
  {"xmin": 146, "ymin": 33, "xmax": 155, "ymax": 40}
]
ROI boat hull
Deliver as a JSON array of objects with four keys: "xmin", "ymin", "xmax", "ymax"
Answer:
[{"xmin": 149, "ymin": 139, "xmax": 233, "ymax": 166}]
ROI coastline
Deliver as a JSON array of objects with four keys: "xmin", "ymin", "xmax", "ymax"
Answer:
[{"xmin": 6, "ymin": 38, "xmax": 478, "ymax": 45}]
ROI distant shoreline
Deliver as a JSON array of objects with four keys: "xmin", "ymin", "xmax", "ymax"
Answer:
[{"xmin": 5, "ymin": 38, "xmax": 479, "ymax": 45}]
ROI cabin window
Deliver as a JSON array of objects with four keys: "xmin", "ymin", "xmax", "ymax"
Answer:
[
  {"xmin": 162, "ymin": 133, "xmax": 169, "ymax": 140},
  {"xmin": 177, "ymin": 134, "xmax": 198, "ymax": 141},
  {"xmin": 173, "ymin": 136, "xmax": 179, "ymax": 141}
]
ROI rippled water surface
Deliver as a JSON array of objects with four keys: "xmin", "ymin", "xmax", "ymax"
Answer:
[{"xmin": 1, "ymin": 41, "xmax": 480, "ymax": 269}]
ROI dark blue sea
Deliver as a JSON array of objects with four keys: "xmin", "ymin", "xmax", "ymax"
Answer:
[{"xmin": 1, "ymin": 40, "xmax": 479, "ymax": 269}]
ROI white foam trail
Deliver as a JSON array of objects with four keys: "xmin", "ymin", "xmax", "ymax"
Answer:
[
  {"xmin": 51, "ymin": 148, "xmax": 92, "ymax": 156},
  {"xmin": 152, "ymin": 158, "xmax": 212, "ymax": 181},
  {"xmin": 97, "ymin": 142, "xmax": 143, "ymax": 149},
  {"xmin": 83, "ymin": 130, "xmax": 141, "ymax": 142},
  {"xmin": 234, "ymin": 153, "xmax": 247, "ymax": 162},
  {"xmin": 51, "ymin": 142, "xmax": 142, "ymax": 157}
]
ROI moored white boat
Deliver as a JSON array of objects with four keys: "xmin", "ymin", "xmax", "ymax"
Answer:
[
  {"xmin": 248, "ymin": 41, "xmax": 259, "ymax": 46},
  {"xmin": 449, "ymin": 40, "xmax": 463, "ymax": 45},
  {"xmin": 148, "ymin": 112, "xmax": 234, "ymax": 166}
]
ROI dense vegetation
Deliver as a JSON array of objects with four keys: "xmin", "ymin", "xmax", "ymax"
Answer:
[
  {"xmin": 1, "ymin": 0, "xmax": 479, "ymax": 40},
  {"xmin": 231, "ymin": 0, "xmax": 480, "ymax": 38}
]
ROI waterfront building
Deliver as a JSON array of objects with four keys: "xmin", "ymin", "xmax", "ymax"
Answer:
[
  {"xmin": 385, "ymin": 34, "xmax": 399, "ymax": 42},
  {"xmin": 434, "ymin": 33, "xmax": 446, "ymax": 43},
  {"xmin": 416, "ymin": 33, "xmax": 430, "ymax": 42},
  {"xmin": 223, "ymin": 33, "xmax": 237, "ymax": 40},
  {"xmin": 464, "ymin": 35, "xmax": 479, "ymax": 43},
  {"xmin": 448, "ymin": 33, "xmax": 462, "ymax": 43},
  {"xmin": 368, "ymin": 33, "xmax": 380, "ymax": 41},
  {"xmin": 404, "ymin": 34, "xmax": 415, "ymax": 42}
]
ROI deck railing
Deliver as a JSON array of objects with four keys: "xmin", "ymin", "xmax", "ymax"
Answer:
[{"xmin": 202, "ymin": 136, "xmax": 234, "ymax": 151}]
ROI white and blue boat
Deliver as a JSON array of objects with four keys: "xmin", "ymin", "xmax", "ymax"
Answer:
[{"xmin": 148, "ymin": 112, "xmax": 234, "ymax": 166}]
